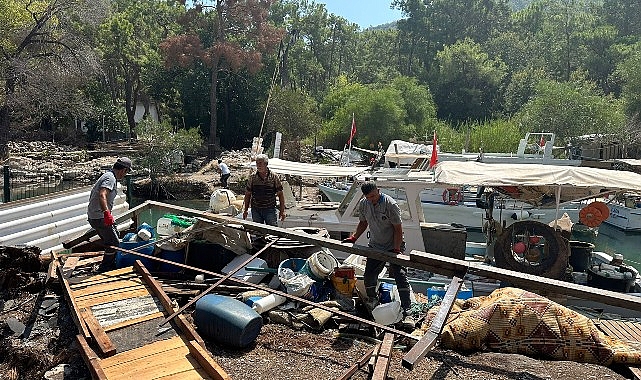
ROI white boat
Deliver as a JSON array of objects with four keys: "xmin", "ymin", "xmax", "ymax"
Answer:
[{"xmin": 603, "ymin": 192, "xmax": 641, "ymax": 231}]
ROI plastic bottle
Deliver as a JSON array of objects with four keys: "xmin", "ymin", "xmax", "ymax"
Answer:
[{"xmin": 251, "ymin": 294, "xmax": 287, "ymax": 314}]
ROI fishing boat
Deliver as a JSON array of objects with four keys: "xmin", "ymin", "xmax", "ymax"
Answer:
[{"xmin": 602, "ymin": 192, "xmax": 641, "ymax": 231}]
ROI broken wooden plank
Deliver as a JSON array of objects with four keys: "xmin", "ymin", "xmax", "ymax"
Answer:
[
  {"xmin": 75, "ymin": 334, "xmax": 108, "ymax": 380},
  {"xmin": 372, "ymin": 333, "xmax": 394, "ymax": 380},
  {"xmin": 335, "ymin": 346, "xmax": 377, "ymax": 380},
  {"xmin": 402, "ymin": 276, "xmax": 463, "ymax": 370},
  {"xmin": 79, "ymin": 307, "xmax": 116, "ymax": 357},
  {"xmin": 61, "ymin": 257, "xmax": 79, "ymax": 279},
  {"xmin": 58, "ymin": 264, "xmax": 91, "ymax": 339},
  {"xmin": 187, "ymin": 340, "xmax": 231, "ymax": 380},
  {"xmin": 102, "ymin": 312, "xmax": 164, "ymax": 332}
]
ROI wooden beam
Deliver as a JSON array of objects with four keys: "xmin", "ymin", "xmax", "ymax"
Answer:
[
  {"xmin": 75, "ymin": 334, "xmax": 108, "ymax": 380},
  {"xmin": 402, "ymin": 277, "xmax": 463, "ymax": 370},
  {"xmin": 409, "ymin": 250, "xmax": 641, "ymax": 312},
  {"xmin": 57, "ymin": 263, "xmax": 91, "ymax": 339},
  {"xmin": 372, "ymin": 333, "xmax": 394, "ymax": 380},
  {"xmin": 115, "ymin": 245, "xmax": 419, "ymax": 341},
  {"xmin": 335, "ymin": 346, "xmax": 376, "ymax": 380},
  {"xmin": 187, "ymin": 340, "xmax": 231, "ymax": 380},
  {"xmin": 61, "ymin": 257, "xmax": 79, "ymax": 279},
  {"xmin": 79, "ymin": 307, "xmax": 116, "ymax": 357}
]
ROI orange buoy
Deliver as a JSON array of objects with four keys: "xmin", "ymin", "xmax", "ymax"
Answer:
[
  {"xmin": 589, "ymin": 201, "xmax": 610, "ymax": 220},
  {"xmin": 513, "ymin": 241, "xmax": 526, "ymax": 254},
  {"xmin": 579, "ymin": 206, "xmax": 603, "ymax": 227}
]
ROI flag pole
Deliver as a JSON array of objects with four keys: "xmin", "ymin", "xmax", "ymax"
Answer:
[{"xmin": 347, "ymin": 113, "xmax": 355, "ymax": 165}]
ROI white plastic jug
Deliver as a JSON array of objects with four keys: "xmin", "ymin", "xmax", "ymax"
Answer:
[{"xmin": 371, "ymin": 300, "xmax": 402, "ymax": 325}]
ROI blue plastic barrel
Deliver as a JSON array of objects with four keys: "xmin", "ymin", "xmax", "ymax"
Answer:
[
  {"xmin": 193, "ymin": 294, "xmax": 263, "ymax": 348},
  {"xmin": 158, "ymin": 248, "xmax": 185, "ymax": 272},
  {"xmin": 117, "ymin": 240, "xmax": 155, "ymax": 269}
]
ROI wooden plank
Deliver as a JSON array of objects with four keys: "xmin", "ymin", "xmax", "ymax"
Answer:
[
  {"xmin": 191, "ymin": 212, "xmax": 641, "ymax": 313},
  {"xmin": 133, "ymin": 261, "xmax": 207, "ymax": 346},
  {"xmin": 72, "ymin": 278, "xmax": 145, "ymax": 298},
  {"xmin": 335, "ymin": 346, "xmax": 376, "ymax": 380},
  {"xmin": 71, "ymin": 267, "xmax": 136, "ymax": 284},
  {"xmin": 372, "ymin": 333, "xmax": 394, "ymax": 380},
  {"xmin": 70, "ymin": 272, "xmax": 138, "ymax": 289},
  {"xmin": 402, "ymin": 276, "xmax": 463, "ymax": 370},
  {"xmin": 75, "ymin": 334, "xmax": 108, "ymax": 380},
  {"xmin": 75, "ymin": 286, "xmax": 150, "ymax": 309},
  {"xmin": 61, "ymin": 257, "xmax": 79, "ymax": 279},
  {"xmin": 104, "ymin": 346, "xmax": 197, "ymax": 380},
  {"xmin": 79, "ymin": 307, "xmax": 116, "ymax": 357},
  {"xmin": 58, "ymin": 264, "xmax": 90, "ymax": 339},
  {"xmin": 76, "ymin": 256, "xmax": 105, "ymax": 268},
  {"xmin": 616, "ymin": 321, "xmax": 641, "ymax": 341},
  {"xmin": 46, "ymin": 259, "xmax": 59, "ymax": 284},
  {"xmin": 623, "ymin": 321, "xmax": 641, "ymax": 339},
  {"xmin": 187, "ymin": 340, "xmax": 230, "ymax": 380},
  {"xmin": 101, "ymin": 336, "xmax": 185, "ymax": 368},
  {"xmin": 154, "ymin": 368, "xmax": 213, "ymax": 380},
  {"xmin": 103, "ymin": 311, "xmax": 164, "ymax": 332}
]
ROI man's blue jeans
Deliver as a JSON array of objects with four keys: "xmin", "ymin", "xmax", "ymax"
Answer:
[{"xmin": 251, "ymin": 207, "xmax": 278, "ymax": 226}]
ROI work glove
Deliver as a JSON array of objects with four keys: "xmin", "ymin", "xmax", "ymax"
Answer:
[
  {"xmin": 103, "ymin": 210, "xmax": 115, "ymax": 226},
  {"xmin": 389, "ymin": 248, "xmax": 401, "ymax": 254},
  {"xmin": 341, "ymin": 235, "xmax": 357, "ymax": 244}
]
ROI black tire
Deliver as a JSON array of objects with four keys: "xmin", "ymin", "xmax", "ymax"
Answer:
[{"xmin": 493, "ymin": 221, "xmax": 569, "ymax": 279}]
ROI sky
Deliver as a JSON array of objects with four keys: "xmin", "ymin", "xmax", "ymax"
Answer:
[{"xmin": 315, "ymin": 0, "xmax": 404, "ymax": 28}]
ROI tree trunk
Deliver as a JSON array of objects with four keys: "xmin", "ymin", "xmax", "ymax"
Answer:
[
  {"xmin": 0, "ymin": 104, "xmax": 9, "ymax": 159},
  {"xmin": 208, "ymin": 65, "xmax": 221, "ymax": 159}
]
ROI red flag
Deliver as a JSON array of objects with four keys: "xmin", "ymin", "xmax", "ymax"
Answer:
[
  {"xmin": 539, "ymin": 135, "xmax": 546, "ymax": 148},
  {"xmin": 428, "ymin": 130, "xmax": 438, "ymax": 168},
  {"xmin": 347, "ymin": 115, "xmax": 356, "ymax": 145}
]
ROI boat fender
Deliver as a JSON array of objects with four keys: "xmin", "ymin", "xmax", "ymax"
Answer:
[{"xmin": 579, "ymin": 205, "xmax": 605, "ymax": 227}]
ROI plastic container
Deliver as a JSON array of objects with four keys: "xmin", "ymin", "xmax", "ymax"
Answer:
[
  {"xmin": 221, "ymin": 254, "xmax": 268, "ymax": 284},
  {"xmin": 157, "ymin": 248, "xmax": 185, "ymax": 272},
  {"xmin": 331, "ymin": 266, "xmax": 356, "ymax": 296},
  {"xmin": 193, "ymin": 294, "xmax": 263, "ymax": 348},
  {"xmin": 116, "ymin": 240, "xmax": 155, "ymax": 269},
  {"xmin": 300, "ymin": 250, "xmax": 338, "ymax": 282},
  {"xmin": 379, "ymin": 282, "xmax": 394, "ymax": 304},
  {"xmin": 137, "ymin": 228, "xmax": 152, "ymax": 241},
  {"xmin": 371, "ymin": 300, "xmax": 402, "ymax": 325},
  {"xmin": 252, "ymin": 294, "xmax": 287, "ymax": 314},
  {"xmin": 569, "ymin": 241, "xmax": 594, "ymax": 272},
  {"xmin": 342, "ymin": 254, "xmax": 387, "ymax": 296},
  {"xmin": 427, "ymin": 287, "xmax": 473, "ymax": 300}
]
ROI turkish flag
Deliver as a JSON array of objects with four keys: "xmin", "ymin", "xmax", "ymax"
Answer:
[
  {"xmin": 539, "ymin": 135, "xmax": 546, "ymax": 148},
  {"xmin": 347, "ymin": 115, "xmax": 356, "ymax": 145},
  {"xmin": 428, "ymin": 130, "xmax": 438, "ymax": 169}
]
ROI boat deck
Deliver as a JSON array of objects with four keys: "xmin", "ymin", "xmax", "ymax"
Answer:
[
  {"xmin": 58, "ymin": 259, "xmax": 229, "ymax": 380},
  {"xmin": 597, "ymin": 319, "xmax": 641, "ymax": 379}
]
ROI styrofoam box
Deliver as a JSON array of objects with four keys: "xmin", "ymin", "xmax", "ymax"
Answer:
[
  {"xmin": 156, "ymin": 217, "xmax": 185, "ymax": 236},
  {"xmin": 221, "ymin": 254, "xmax": 268, "ymax": 284}
]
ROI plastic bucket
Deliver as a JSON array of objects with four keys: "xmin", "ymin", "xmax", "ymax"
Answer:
[
  {"xmin": 569, "ymin": 241, "xmax": 594, "ymax": 272},
  {"xmin": 331, "ymin": 266, "xmax": 356, "ymax": 296},
  {"xmin": 193, "ymin": 294, "xmax": 263, "ymax": 348},
  {"xmin": 300, "ymin": 251, "xmax": 338, "ymax": 282},
  {"xmin": 278, "ymin": 258, "xmax": 307, "ymax": 278},
  {"xmin": 158, "ymin": 248, "xmax": 186, "ymax": 273}
]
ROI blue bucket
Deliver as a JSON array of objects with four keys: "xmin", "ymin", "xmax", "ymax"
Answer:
[
  {"xmin": 193, "ymin": 294, "xmax": 263, "ymax": 348},
  {"xmin": 117, "ymin": 240, "xmax": 155, "ymax": 269},
  {"xmin": 158, "ymin": 249, "xmax": 185, "ymax": 272}
]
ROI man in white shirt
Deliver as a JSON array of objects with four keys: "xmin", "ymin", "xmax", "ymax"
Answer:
[{"xmin": 218, "ymin": 159, "xmax": 230, "ymax": 188}]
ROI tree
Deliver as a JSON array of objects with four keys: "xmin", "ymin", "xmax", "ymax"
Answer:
[
  {"xmin": 0, "ymin": 0, "xmax": 105, "ymax": 158},
  {"xmin": 160, "ymin": 0, "xmax": 283, "ymax": 159},
  {"xmin": 430, "ymin": 38, "xmax": 507, "ymax": 123},
  {"xmin": 515, "ymin": 73, "xmax": 625, "ymax": 142},
  {"xmin": 96, "ymin": 0, "xmax": 178, "ymax": 137}
]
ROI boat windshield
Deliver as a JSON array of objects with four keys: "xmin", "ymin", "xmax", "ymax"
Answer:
[{"xmin": 338, "ymin": 184, "xmax": 411, "ymax": 221}]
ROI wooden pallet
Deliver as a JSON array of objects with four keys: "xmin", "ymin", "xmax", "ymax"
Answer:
[
  {"xmin": 59, "ymin": 259, "xmax": 229, "ymax": 380},
  {"xmin": 597, "ymin": 319, "xmax": 641, "ymax": 380}
]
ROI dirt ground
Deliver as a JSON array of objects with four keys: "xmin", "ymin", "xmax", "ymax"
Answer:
[{"xmin": 0, "ymin": 247, "xmax": 635, "ymax": 380}]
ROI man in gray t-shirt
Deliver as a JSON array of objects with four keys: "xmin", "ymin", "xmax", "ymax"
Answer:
[
  {"xmin": 341, "ymin": 181, "xmax": 415, "ymax": 331},
  {"xmin": 87, "ymin": 157, "xmax": 132, "ymax": 272}
]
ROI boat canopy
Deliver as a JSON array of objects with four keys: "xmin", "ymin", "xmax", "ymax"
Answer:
[
  {"xmin": 255, "ymin": 158, "xmax": 367, "ymax": 178},
  {"xmin": 430, "ymin": 161, "xmax": 641, "ymax": 205}
]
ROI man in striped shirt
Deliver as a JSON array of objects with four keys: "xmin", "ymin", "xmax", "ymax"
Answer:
[{"xmin": 242, "ymin": 154, "xmax": 286, "ymax": 226}]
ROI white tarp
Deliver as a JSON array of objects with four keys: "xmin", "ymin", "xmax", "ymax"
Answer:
[
  {"xmin": 431, "ymin": 161, "xmax": 641, "ymax": 193},
  {"xmin": 253, "ymin": 158, "xmax": 367, "ymax": 178}
]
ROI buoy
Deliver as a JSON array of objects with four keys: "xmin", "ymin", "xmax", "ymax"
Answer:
[
  {"xmin": 529, "ymin": 235, "xmax": 541, "ymax": 245},
  {"xmin": 442, "ymin": 188, "xmax": 463, "ymax": 205},
  {"xmin": 589, "ymin": 201, "xmax": 610, "ymax": 220},
  {"xmin": 513, "ymin": 241, "xmax": 526, "ymax": 254},
  {"xmin": 579, "ymin": 206, "xmax": 604, "ymax": 227}
]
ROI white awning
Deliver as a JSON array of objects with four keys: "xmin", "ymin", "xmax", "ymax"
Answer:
[{"xmin": 250, "ymin": 158, "xmax": 367, "ymax": 178}]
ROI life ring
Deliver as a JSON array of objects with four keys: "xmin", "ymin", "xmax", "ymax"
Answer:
[
  {"xmin": 588, "ymin": 201, "xmax": 610, "ymax": 220},
  {"xmin": 579, "ymin": 205, "xmax": 604, "ymax": 227},
  {"xmin": 442, "ymin": 188, "xmax": 463, "ymax": 205}
]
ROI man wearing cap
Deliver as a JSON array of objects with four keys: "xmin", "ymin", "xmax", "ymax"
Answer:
[{"xmin": 87, "ymin": 157, "xmax": 132, "ymax": 272}]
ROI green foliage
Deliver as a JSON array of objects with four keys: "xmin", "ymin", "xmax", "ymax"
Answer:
[
  {"xmin": 515, "ymin": 74, "xmax": 625, "ymax": 142},
  {"xmin": 134, "ymin": 118, "xmax": 203, "ymax": 177},
  {"xmin": 616, "ymin": 46, "xmax": 641, "ymax": 119},
  {"xmin": 264, "ymin": 87, "xmax": 320, "ymax": 141}
]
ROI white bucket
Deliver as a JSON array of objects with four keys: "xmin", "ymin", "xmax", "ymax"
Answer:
[
  {"xmin": 303, "ymin": 250, "xmax": 338, "ymax": 281},
  {"xmin": 137, "ymin": 228, "xmax": 152, "ymax": 241},
  {"xmin": 371, "ymin": 300, "xmax": 402, "ymax": 325},
  {"xmin": 252, "ymin": 294, "xmax": 287, "ymax": 314}
]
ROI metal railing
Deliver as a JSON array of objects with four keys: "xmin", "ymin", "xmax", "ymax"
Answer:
[{"xmin": 1, "ymin": 166, "xmax": 101, "ymax": 203}]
